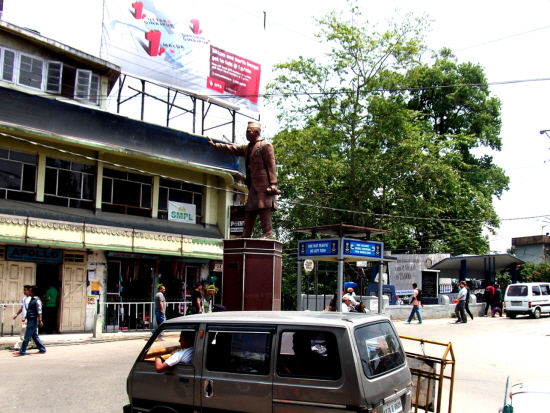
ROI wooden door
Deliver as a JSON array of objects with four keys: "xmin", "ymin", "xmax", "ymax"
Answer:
[
  {"xmin": 0, "ymin": 261, "xmax": 35, "ymax": 333},
  {"xmin": 61, "ymin": 263, "xmax": 86, "ymax": 332}
]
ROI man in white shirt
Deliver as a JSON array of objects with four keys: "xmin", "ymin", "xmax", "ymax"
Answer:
[
  {"xmin": 11, "ymin": 285, "xmax": 31, "ymax": 350},
  {"xmin": 155, "ymin": 331, "xmax": 195, "ymax": 373},
  {"xmin": 455, "ymin": 281, "xmax": 468, "ymax": 324}
]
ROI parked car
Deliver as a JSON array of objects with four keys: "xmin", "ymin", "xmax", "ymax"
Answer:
[
  {"xmin": 499, "ymin": 382, "xmax": 550, "ymax": 412},
  {"xmin": 124, "ymin": 311, "xmax": 412, "ymax": 413},
  {"xmin": 503, "ymin": 282, "xmax": 550, "ymax": 319}
]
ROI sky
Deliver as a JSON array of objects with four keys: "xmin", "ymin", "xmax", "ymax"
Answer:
[{"xmin": 3, "ymin": 0, "xmax": 550, "ymax": 253}]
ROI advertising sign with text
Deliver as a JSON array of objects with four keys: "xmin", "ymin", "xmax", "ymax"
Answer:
[{"xmin": 102, "ymin": 0, "xmax": 264, "ymax": 112}]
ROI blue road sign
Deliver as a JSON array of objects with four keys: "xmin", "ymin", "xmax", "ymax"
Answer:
[
  {"xmin": 298, "ymin": 239, "xmax": 339, "ymax": 259},
  {"xmin": 342, "ymin": 239, "xmax": 383, "ymax": 259}
]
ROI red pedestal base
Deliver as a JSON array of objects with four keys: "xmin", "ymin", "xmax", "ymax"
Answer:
[{"xmin": 221, "ymin": 238, "xmax": 282, "ymax": 311}]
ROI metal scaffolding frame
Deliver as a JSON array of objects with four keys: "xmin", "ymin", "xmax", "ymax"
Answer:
[{"xmin": 114, "ymin": 73, "xmax": 259, "ymax": 142}]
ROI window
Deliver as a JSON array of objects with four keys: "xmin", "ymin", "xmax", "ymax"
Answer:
[
  {"xmin": 507, "ymin": 285, "xmax": 527, "ymax": 297},
  {"xmin": 44, "ymin": 157, "xmax": 95, "ymax": 209},
  {"xmin": 18, "ymin": 53, "xmax": 43, "ymax": 89},
  {"xmin": 75, "ymin": 69, "xmax": 100, "ymax": 104},
  {"xmin": 1, "ymin": 48, "xmax": 16, "ymax": 82},
  {"xmin": 532, "ymin": 286, "xmax": 541, "ymax": 296},
  {"xmin": 355, "ymin": 322, "xmax": 406, "ymax": 378},
  {"xmin": 158, "ymin": 178, "xmax": 203, "ymax": 223},
  {"xmin": 0, "ymin": 47, "xmax": 100, "ymax": 105},
  {"xmin": 46, "ymin": 61, "xmax": 63, "ymax": 93},
  {"xmin": 541, "ymin": 285, "xmax": 550, "ymax": 296},
  {"xmin": 102, "ymin": 168, "xmax": 152, "ymax": 217},
  {"xmin": 144, "ymin": 329, "xmax": 196, "ymax": 364},
  {"xmin": 0, "ymin": 148, "xmax": 37, "ymax": 202},
  {"xmin": 206, "ymin": 327, "xmax": 272, "ymax": 375},
  {"xmin": 277, "ymin": 330, "xmax": 341, "ymax": 380}
]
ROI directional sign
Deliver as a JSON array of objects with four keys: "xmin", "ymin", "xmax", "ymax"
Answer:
[
  {"xmin": 342, "ymin": 239, "xmax": 383, "ymax": 259},
  {"xmin": 298, "ymin": 239, "xmax": 339, "ymax": 259}
]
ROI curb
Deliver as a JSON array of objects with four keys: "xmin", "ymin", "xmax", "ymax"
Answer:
[{"xmin": 0, "ymin": 333, "xmax": 150, "ymax": 351}]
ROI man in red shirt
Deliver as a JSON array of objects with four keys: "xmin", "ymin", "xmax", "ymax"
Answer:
[{"xmin": 483, "ymin": 285, "xmax": 495, "ymax": 317}]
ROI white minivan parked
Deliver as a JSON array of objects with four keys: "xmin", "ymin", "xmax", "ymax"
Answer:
[{"xmin": 503, "ymin": 282, "xmax": 550, "ymax": 319}]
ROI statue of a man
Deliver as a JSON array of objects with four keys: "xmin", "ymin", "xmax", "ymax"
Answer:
[{"xmin": 207, "ymin": 122, "xmax": 280, "ymax": 239}]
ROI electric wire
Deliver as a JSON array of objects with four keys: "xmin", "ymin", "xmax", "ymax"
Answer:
[{"xmin": 3, "ymin": 131, "xmax": 548, "ymax": 227}]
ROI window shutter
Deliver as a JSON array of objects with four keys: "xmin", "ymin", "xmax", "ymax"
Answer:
[
  {"xmin": 2, "ymin": 49, "xmax": 15, "ymax": 82},
  {"xmin": 46, "ymin": 61, "xmax": 63, "ymax": 93},
  {"xmin": 19, "ymin": 54, "xmax": 43, "ymax": 89},
  {"xmin": 75, "ymin": 69, "xmax": 91, "ymax": 100},
  {"xmin": 89, "ymin": 74, "xmax": 100, "ymax": 104}
]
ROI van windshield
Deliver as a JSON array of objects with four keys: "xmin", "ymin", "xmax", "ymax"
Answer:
[
  {"xmin": 507, "ymin": 286, "xmax": 528, "ymax": 297},
  {"xmin": 354, "ymin": 322, "xmax": 406, "ymax": 378}
]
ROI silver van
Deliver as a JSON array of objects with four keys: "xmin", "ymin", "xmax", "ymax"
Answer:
[
  {"xmin": 503, "ymin": 282, "xmax": 550, "ymax": 319},
  {"xmin": 124, "ymin": 311, "xmax": 412, "ymax": 413}
]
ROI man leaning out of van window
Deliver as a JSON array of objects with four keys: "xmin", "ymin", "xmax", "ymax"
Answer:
[{"xmin": 155, "ymin": 331, "xmax": 195, "ymax": 373}]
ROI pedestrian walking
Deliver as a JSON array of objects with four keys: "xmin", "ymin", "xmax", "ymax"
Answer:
[
  {"xmin": 14, "ymin": 285, "xmax": 46, "ymax": 356},
  {"xmin": 465, "ymin": 283, "xmax": 474, "ymax": 321},
  {"xmin": 491, "ymin": 284, "xmax": 503, "ymax": 317},
  {"xmin": 454, "ymin": 281, "xmax": 468, "ymax": 324},
  {"xmin": 12, "ymin": 285, "xmax": 31, "ymax": 350},
  {"xmin": 151, "ymin": 284, "xmax": 167, "ymax": 338},
  {"xmin": 407, "ymin": 283, "xmax": 423, "ymax": 324},
  {"xmin": 483, "ymin": 284, "xmax": 495, "ymax": 316}
]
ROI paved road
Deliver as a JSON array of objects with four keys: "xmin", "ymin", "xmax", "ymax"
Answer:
[{"xmin": 0, "ymin": 314, "xmax": 548, "ymax": 412}]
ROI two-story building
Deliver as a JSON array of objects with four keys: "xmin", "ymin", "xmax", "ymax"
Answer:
[{"xmin": 0, "ymin": 21, "xmax": 246, "ymax": 332}]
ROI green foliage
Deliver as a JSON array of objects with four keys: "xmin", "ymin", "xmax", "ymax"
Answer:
[
  {"xmin": 517, "ymin": 261, "xmax": 550, "ymax": 283},
  {"xmin": 267, "ymin": 4, "xmax": 509, "ymax": 257}
]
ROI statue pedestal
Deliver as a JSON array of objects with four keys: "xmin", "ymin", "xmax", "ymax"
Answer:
[{"xmin": 221, "ymin": 238, "xmax": 282, "ymax": 311}]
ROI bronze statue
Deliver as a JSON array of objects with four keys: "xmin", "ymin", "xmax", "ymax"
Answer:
[{"xmin": 208, "ymin": 121, "xmax": 280, "ymax": 239}]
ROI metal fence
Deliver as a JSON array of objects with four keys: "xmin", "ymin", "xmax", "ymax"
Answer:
[{"xmin": 102, "ymin": 301, "xmax": 190, "ymax": 332}]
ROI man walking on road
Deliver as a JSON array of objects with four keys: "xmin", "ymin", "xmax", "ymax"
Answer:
[
  {"xmin": 455, "ymin": 281, "xmax": 468, "ymax": 324},
  {"xmin": 14, "ymin": 285, "xmax": 46, "ymax": 356},
  {"xmin": 407, "ymin": 283, "xmax": 423, "ymax": 324},
  {"xmin": 152, "ymin": 284, "xmax": 167, "ymax": 338},
  {"xmin": 11, "ymin": 285, "xmax": 31, "ymax": 350}
]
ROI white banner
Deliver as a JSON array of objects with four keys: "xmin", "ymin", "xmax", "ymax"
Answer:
[
  {"xmin": 388, "ymin": 253, "xmax": 450, "ymax": 295},
  {"xmin": 101, "ymin": 0, "xmax": 264, "ymax": 112},
  {"xmin": 168, "ymin": 201, "xmax": 196, "ymax": 224}
]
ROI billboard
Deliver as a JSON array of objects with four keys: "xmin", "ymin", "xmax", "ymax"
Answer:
[
  {"xmin": 387, "ymin": 253, "xmax": 450, "ymax": 296},
  {"xmin": 101, "ymin": 0, "xmax": 264, "ymax": 112}
]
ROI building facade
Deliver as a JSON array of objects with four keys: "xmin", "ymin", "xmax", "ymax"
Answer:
[
  {"xmin": 512, "ymin": 235, "xmax": 550, "ymax": 265},
  {"xmin": 0, "ymin": 22, "xmax": 245, "ymax": 332}
]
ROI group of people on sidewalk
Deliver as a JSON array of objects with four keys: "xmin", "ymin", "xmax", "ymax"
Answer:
[{"xmin": 406, "ymin": 281, "xmax": 504, "ymax": 325}]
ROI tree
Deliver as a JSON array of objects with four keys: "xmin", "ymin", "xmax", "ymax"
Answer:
[{"xmin": 267, "ymin": 4, "xmax": 509, "ymax": 256}]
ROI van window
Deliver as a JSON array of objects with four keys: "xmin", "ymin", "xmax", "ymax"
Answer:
[
  {"xmin": 276, "ymin": 330, "xmax": 341, "ymax": 380},
  {"xmin": 533, "ymin": 286, "xmax": 541, "ymax": 296},
  {"xmin": 143, "ymin": 329, "xmax": 196, "ymax": 364},
  {"xmin": 355, "ymin": 322, "xmax": 406, "ymax": 378},
  {"xmin": 205, "ymin": 331, "xmax": 271, "ymax": 375},
  {"xmin": 507, "ymin": 286, "xmax": 528, "ymax": 297},
  {"xmin": 541, "ymin": 285, "xmax": 550, "ymax": 296}
]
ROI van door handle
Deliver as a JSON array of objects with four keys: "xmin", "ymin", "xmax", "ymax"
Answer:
[
  {"xmin": 204, "ymin": 379, "xmax": 214, "ymax": 398},
  {"xmin": 179, "ymin": 377, "xmax": 189, "ymax": 384}
]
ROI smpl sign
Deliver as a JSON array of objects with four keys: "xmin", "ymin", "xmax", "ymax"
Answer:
[{"xmin": 168, "ymin": 201, "xmax": 196, "ymax": 224}]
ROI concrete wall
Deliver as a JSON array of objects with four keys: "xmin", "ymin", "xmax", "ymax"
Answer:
[{"xmin": 301, "ymin": 294, "xmax": 486, "ymax": 320}]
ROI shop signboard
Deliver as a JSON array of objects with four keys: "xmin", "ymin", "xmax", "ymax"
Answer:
[
  {"xmin": 6, "ymin": 246, "xmax": 63, "ymax": 263},
  {"xmin": 168, "ymin": 201, "xmax": 196, "ymax": 224},
  {"xmin": 229, "ymin": 205, "xmax": 245, "ymax": 234}
]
